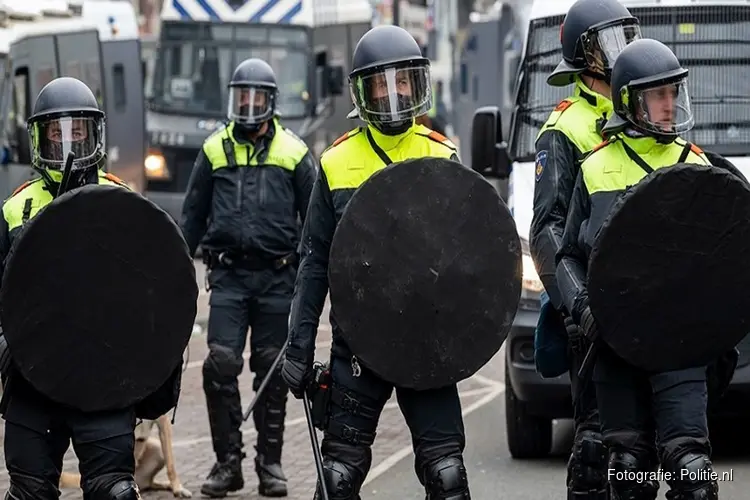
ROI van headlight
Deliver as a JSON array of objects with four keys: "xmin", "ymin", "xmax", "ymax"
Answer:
[
  {"xmin": 145, "ymin": 153, "xmax": 170, "ymax": 180},
  {"xmin": 521, "ymin": 253, "xmax": 544, "ymax": 300}
]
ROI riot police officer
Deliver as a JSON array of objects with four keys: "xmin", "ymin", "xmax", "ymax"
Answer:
[
  {"xmin": 529, "ymin": 1, "xmax": 641, "ymax": 498},
  {"xmin": 180, "ymin": 58, "xmax": 317, "ymax": 497},
  {"xmin": 0, "ymin": 77, "xmax": 142, "ymax": 499},
  {"xmin": 556, "ymin": 39, "xmax": 723, "ymax": 500},
  {"xmin": 281, "ymin": 25, "xmax": 467, "ymax": 499}
]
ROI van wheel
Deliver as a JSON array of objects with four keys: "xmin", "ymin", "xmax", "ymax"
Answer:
[{"xmin": 505, "ymin": 363, "xmax": 553, "ymax": 458}]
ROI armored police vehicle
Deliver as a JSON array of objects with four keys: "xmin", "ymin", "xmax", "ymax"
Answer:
[
  {"xmin": 143, "ymin": 0, "xmax": 373, "ymax": 221},
  {"xmin": 469, "ymin": 0, "xmax": 750, "ymax": 459},
  {"xmin": 0, "ymin": 0, "xmax": 146, "ymax": 198}
]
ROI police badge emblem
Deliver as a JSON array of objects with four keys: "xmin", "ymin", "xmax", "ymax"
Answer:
[{"xmin": 535, "ymin": 150, "xmax": 548, "ymax": 182}]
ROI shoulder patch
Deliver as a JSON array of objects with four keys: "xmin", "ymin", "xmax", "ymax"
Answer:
[
  {"xmin": 690, "ymin": 143, "xmax": 704, "ymax": 156},
  {"xmin": 428, "ymin": 130, "xmax": 448, "ymax": 143},
  {"xmin": 591, "ymin": 139, "xmax": 611, "ymax": 153},
  {"xmin": 535, "ymin": 150, "xmax": 548, "ymax": 182},
  {"xmin": 103, "ymin": 173, "xmax": 127, "ymax": 186},
  {"xmin": 554, "ymin": 99, "xmax": 574, "ymax": 113},
  {"xmin": 331, "ymin": 128, "xmax": 362, "ymax": 148},
  {"xmin": 418, "ymin": 130, "xmax": 457, "ymax": 150},
  {"xmin": 11, "ymin": 180, "xmax": 33, "ymax": 197}
]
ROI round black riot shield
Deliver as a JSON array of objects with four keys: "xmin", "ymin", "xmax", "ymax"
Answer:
[
  {"xmin": 589, "ymin": 163, "xmax": 750, "ymax": 372},
  {"xmin": 328, "ymin": 158, "xmax": 522, "ymax": 390},
  {"xmin": 0, "ymin": 184, "xmax": 198, "ymax": 412}
]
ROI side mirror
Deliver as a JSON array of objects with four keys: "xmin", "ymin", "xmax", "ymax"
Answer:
[
  {"xmin": 470, "ymin": 106, "xmax": 511, "ymax": 178},
  {"xmin": 325, "ymin": 65, "xmax": 344, "ymax": 96}
]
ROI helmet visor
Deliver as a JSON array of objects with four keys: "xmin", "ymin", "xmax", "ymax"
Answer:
[
  {"xmin": 30, "ymin": 116, "xmax": 103, "ymax": 169},
  {"xmin": 582, "ymin": 20, "xmax": 641, "ymax": 73},
  {"xmin": 227, "ymin": 86, "xmax": 275, "ymax": 124},
  {"xmin": 350, "ymin": 65, "xmax": 432, "ymax": 124},
  {"xmin": 628, "ymin": 78, "xmax": 694, "ymax": 135}
]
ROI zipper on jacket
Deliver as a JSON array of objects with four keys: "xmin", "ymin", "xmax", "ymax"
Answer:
[{"xmin": 259, "ymin": 168, "xmax": 267, "ymax": 205}]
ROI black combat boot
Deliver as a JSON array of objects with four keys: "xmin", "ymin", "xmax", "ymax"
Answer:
[
  {"xmin": 256, "ymin": 452, "xmax": 288, "ymax": 497},
  {"xmin": 202, "ymin": 353, "xmax": 246, "ymax": 498},
  {"xmin": 201, "ymin": 453, "xmax": 245, "ymax": 498},
  {"xmin": 254, "ymin": 374, "xmax": 289, "ymax": 496}
]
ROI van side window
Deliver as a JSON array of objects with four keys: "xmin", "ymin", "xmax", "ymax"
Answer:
[
  {"xmin": 12, "ymin": 67, "xmax": 31, "ymax": 164},
  {"xmin": 113, "ymin": 64, "xmax": 126, "ymax": 111},
  {"xmin": 13, "ymin": 67, "xmax": 29, "ymax": 126}
]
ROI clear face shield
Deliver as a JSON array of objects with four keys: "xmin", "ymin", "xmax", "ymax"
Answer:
[
  {"xmin": 350, "ymin": 64, "xmax": 432, "ymax": 125},
  {"xmin": 227, "ymin": 86, "xmax": 276, "ymax": 124},
  {"xmin": 29, "ymin": 116, "xmax": 105, "ymax": 170},
  {"xmin": 581, "ymin": 19, "xmax": 641, "ymax": 74},
  {"xmin": 626, "ymin": 78, "xmax": 694, "ymax": 135}
]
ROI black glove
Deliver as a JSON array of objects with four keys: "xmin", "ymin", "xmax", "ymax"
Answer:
[
  {"xmin": 564, "ymin": 316, "xmax": 579, "ymax": 338},
  {"xmin": 281, "ymin": 356, "xmax": 312, "ymax": 399},
  {"xmin": 579, "ymin": 306, "xmax": 599, "ymax": 342},
  {"xmin": 564, "ymin": 315, "xmax": 587, "ymax": 355}
]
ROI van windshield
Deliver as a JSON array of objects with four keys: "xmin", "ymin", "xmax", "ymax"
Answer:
[
  {"xmin": 149, "ymin": 22, "xmax": 310, "ymax": 119},
  {"xmin": 511, "ymin": 6, "xmax": 750, "ymax": 161}
]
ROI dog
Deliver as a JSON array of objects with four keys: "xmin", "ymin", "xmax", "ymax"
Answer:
[{"xmin": 59, "ymin": 414, "xmax": 192, "ymax": 498}]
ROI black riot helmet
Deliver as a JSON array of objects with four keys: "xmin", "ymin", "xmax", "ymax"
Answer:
[
  {"xmin": 227, "ymin": 58, "xmax": 278, "ymax": 130},
  {"xmin": 548, "ymin": 0, "xmax": 641, "ymax": 87},
  {"xmin": 27, "ymin": 77, "xmax": 106, "ymax": 173},
  {"xmin": 348, "ymin": 25, "xmax": 432, "ymax": 135},
  {"xmin": 603, "ymin": 38, "xmax": 693, "ymax": 141}
]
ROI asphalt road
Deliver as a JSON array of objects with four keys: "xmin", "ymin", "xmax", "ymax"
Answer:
[{"xmin": 362, "ymin": 346, "xmax": 750, "ymax": 499}]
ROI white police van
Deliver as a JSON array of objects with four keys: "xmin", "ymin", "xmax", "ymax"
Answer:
[{"xmin": 471, "ymin": 0, "xmax": 750, "ymax": 458}]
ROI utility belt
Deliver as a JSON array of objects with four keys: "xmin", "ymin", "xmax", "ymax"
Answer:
[{"xmin": 203, "ymin": 250, "xmax": 297, "ymax": 271}]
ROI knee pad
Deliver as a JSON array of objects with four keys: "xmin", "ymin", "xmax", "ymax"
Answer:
[
  {"xmin": 106, "ymin": 479, "xmax": 141, "ymax": 500},
  {"xmin": 607, "ymin": 450, "xmax": 659, "ymax": 500},
  {"xmin": 423, "ymin": 457, "xmax": 470, "ymax": 500},
  {"xmin": 664, "ymin": 452, "xmax": 719, "ymax": 500},
  {"xmin": 7, "ymin": 472, "xmax": 58, "ymax": 500},
  {"xmin": 568, "ymin": 430, "xmax": 607, "ymax": 498},
  {"xmin": 315, "ymin": 459, "xmax": 363, "ymax": 500},
  {"xmin": 84, "ymin": 478, "xmax": 141, "ymax": 500},
  {"xmin": 203, "ymin": 344, "xmax": 243, "ymax": 388}
]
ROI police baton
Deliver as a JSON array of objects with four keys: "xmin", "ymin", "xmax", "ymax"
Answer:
[
  {"xmin": 242, "ymin": 346, "xmax": 286, "ymax": 422},
  {"xmin": 303, "ymin": 390, "xmax": 330, "ymax": 500}
]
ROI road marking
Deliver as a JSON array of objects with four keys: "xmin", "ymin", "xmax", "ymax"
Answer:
[
  {"xmin": 170, "ymin": 385, "xmax": 498, "ymax": 448},
  {"xmin": 470, "ymin": 372, "xmax": 504, "ymax": 389},
  {"xmin": 361, "ymin": 384, "xmax": 506, "ymax": 487}
]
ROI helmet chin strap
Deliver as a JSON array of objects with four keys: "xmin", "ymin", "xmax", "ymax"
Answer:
[
  {"xmin": 36, "ymin": 159, "xmax": 102, "ymax": 197},
  {"xmin": 582, "ymin": 68, "xmax": 611, "ymax": 85}
]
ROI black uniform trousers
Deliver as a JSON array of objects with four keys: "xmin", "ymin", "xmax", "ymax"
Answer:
[
  {"xmin": 3, "ymin": 377, "xmax": 135, "ymax": 499},
  {"xmin": 568, "ymin": 336, "xmax": 606, "ymax": 495},
  {"xmin": 320, "ymin": 353, "xmax": 466, "ymax": 492},
  {"xmin": 593, "ymin": 345, "xmax": 712, "ymax": 497},
  {"xmin": 203, "ymin": 264, "xmax": 295, "ymax": 463},
  {"xmin": 570, "ymin": 342, "xmax": 600, "ymax": 432}
]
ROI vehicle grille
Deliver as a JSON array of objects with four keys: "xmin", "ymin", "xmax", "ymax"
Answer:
[{"xmin": 146, "ymin": 146, "xmax": 201, "ymax": 193}]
